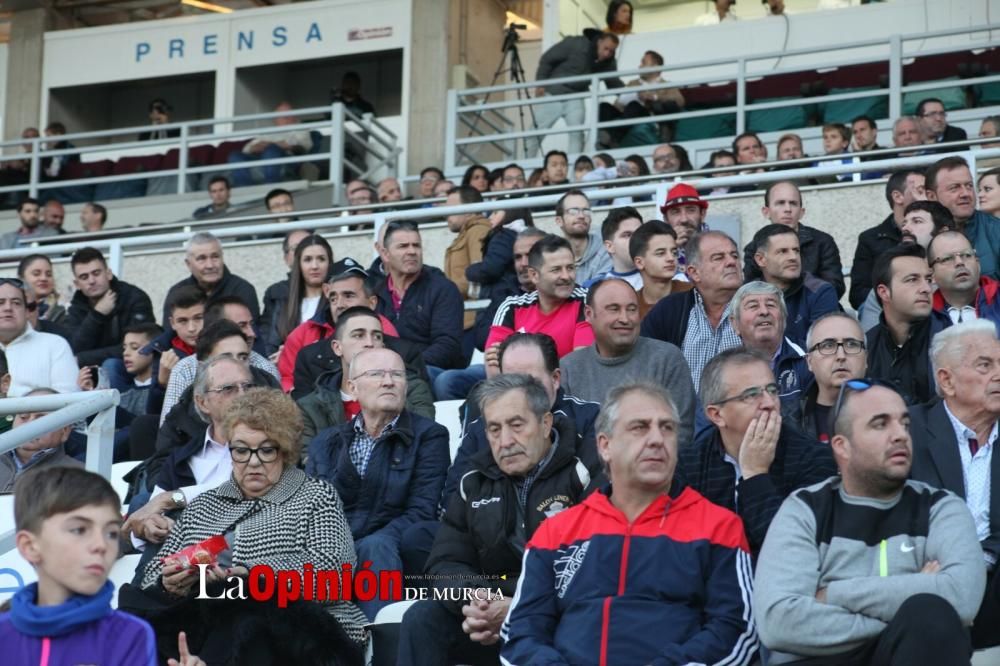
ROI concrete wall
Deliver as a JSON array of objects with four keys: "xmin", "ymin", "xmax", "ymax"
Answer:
[{"xmin": 23, "ymin": 178, "xmax": 885, "ymax": 326}]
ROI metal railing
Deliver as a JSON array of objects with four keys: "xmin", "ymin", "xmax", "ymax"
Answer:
[
  {"xmin": 445, "ymin": 24, "xmax": 1000, "ymax": 170},
  {"xmin": 0, "ymin": 390, "xmax": 118, "ymax": 553},
  {"xmin": 0, "ymin": 103, "xmax": 400, "ymax": 206},
  {"xmin": 2, "ymin": 144, "xmax": 997, "ymax": 279}
]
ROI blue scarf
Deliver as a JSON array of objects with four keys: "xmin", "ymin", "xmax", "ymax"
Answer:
[{"xmin": 8, "ymin": 580, "xmax": 113, "ymax": 637}]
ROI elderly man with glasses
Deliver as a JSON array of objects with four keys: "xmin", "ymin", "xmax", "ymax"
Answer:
[
  {"xmin": 306, "ymin": 347, "xmax": 449, "ymax": 620},
  {"xmin": 800, "ymin": 313, "xmax": 869, "ymax": 444},
  {"xmin": 123, "ymin": 356, "xmax": 254, "ymax": 569},
  {"xmin": 677, "ymin": 347, "xmax": 836, "ymax": 555}
]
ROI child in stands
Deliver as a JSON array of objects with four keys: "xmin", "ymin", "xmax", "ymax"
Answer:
[
  {"xmin": 119, "ymin": 322, "xmax": 163, "ymax": 416},
  {"xmin": 0, "ymin": 466, "xmax": 203, "ymax": 665}
]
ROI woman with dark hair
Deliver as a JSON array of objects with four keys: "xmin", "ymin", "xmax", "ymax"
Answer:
[
  {"xmin": 269, "ymin": 234, "xmax": 332, "ymax": 355},
  {"xmin": 488, "ymin": 168, "xmax": 505, "ymax": 191},
  {"xmin": 605, "ymin": 0, "xmax": 633, "ymax": 34},
  {"xmin": 466, "ymin": 207, "xmax": 534, "ymax": 302},
  {"xmin": 672, "ymin": 143, "xmax": 693, "ymax": 172},
  {"xmin": 624, "ymin": 154, "xmax": 650, "ymax": 176},
  {"xmin": 574, "ymin": 155, "xmax": 594, "ymax": 181},
  {"xmin": 17, "ymin": 254, "xmax": 65, "ymax": 323},
  {"xmin": 461, "ymin": 164, "xmax": 490, "ymax": 192}
]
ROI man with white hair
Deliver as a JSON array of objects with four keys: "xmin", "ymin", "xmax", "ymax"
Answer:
[
  {"xmin": 729, "ymin": 281, "xmax": 812, "ymax": 409},
  {"xmin": 160, "ymin": 232, "xmax": 260, "ymax": 324},
  {"xmin": 910, "ymin": 320, "xmax": 1000, "ymax": 649}
]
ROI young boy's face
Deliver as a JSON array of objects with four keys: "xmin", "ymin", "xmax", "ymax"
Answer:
[
  {"xmin": 169, "ymin": 303, "xmax": 205, "ymax": 348},
  {"xmin": 823, "ymin": 128, "xmax": 849, "ymax": 154},
  {"xmin": 17, "ymin": 503, "xmax": 121, "ymax": 605},
  {"xmin": 122, "ymin": 333, "xmax": 153, "ymax": 376}
]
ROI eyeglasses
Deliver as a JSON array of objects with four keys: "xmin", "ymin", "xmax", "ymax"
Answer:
[
  {"xmin": 352, "ymin": 368, "xmax": 405, "ymax": 381},
  {"xmin": 564, "ymin": 207, "xmax": 593, "ymax": 217},
  {"xmin": 920, "ymin": 110, "xmax": 946, "ymax": 118},
  {"xmin": 830, "ymin": 378, "xmax": 898, "ymax": 436},
  {"xmin": 229, "ymin": 445, "xmax": 280, "ymax": 464},
  {"xmin": 204, "ymin": 382, "xmax": 254, "ymax": 396},
  {"xmin": 502, "ymin": 175, "xmax": 526, "ymax": 185},
  {"xmin": 809, "ymin": 338, "xmax": 866, "ymax": 356},
  {"xmin": 931, "ymin": 250, "xmax": 977, "ymax": 267},
  {"xmin": 0, "ymin": 277, "xmax": 25, "ymax": 289},
  {"xmin": 711, "ymin": 383, "xmax": 779, "ymax": 406}
]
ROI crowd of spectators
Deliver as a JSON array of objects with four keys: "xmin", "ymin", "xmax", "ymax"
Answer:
[{"xmin": 4, "ymin": 7, "xmax": 1000, "ymax": 666}]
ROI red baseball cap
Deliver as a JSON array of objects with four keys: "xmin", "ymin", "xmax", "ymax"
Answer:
[{"xmin": 659, "ymin": 183, "xmax": 709, "ymax": 217}]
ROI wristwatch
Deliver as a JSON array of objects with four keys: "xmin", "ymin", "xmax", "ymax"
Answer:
[{"xmin": 170, "ymin": 491, "xmax": 187, "ymax": 510}]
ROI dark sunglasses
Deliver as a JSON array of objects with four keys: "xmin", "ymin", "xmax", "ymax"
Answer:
[
  {"xmin": 830, "ymin": 378, "xmax": 900, "ymax": 436},
  {"xmin": 0, "ymin": 277, "xmax": 25, "ymax": 289}
]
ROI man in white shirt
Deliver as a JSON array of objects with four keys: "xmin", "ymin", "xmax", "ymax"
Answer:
[
  {"xmin": 124, "ymin": 356, "xmax": 253, "ymax": 550},
  {"xmin": 910, "ymin": 320, "xmax": 1000, "ymax": 649},
  {"xmin": 0, "ymin": 278, "xmax": 78, "ymax": 396}
]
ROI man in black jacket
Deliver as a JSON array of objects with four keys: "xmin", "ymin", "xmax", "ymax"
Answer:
[
  {"xmin": 679, "ymin": 347, "xmax": 837, "ymax": 555},
  {"xmin": 909, "ymin": 320, "xmax": 1000, "ymax": 648},
  {"xmin": 66, "ymin": 246, "xmax": 155, "ymax": 366},
  {"xmin": 849, "ymin": 169, "xmax": 925, "ymax": 309},
  {"xmin": 742, "ymin": 181, "xmax": 845, "ymax": 298},
  {"xmin": 916, "ymin": 97, "xmax": 968, "ymax": 148},
  {"xmin": 396, "ymin": 373, "xmax": 599, "ymax": 666},
  {"xmin": 866, "ymin": 243, "xmax": 950, "ymax": 404},
  {"xmin": 160, "ymin": 231, "xmax": 260, "ymax": 324},
  {"xmin": 374, "ymin": 221, "xmax": 465, "ymax": 377}
]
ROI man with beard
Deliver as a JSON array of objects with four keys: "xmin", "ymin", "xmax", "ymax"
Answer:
[
  {"xmin": 754, "ymin": 381, "xmax": 984, "ymax": 664},
  {"xmin": 641, "ymin": 231, "xmax": 743, "ymax": 391},
  {"xmin": 554, "ymin": 190, "xmax": 610, "ymax": 284},
  {"xmin": 658, "ymin": 183, "xmax": 709, "ymax": 276}
]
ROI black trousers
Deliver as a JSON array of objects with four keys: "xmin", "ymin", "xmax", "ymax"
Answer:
[
  {"xmin": 973, "ymin": 567, "xmax": 1000, "ymax": 649},
  {"xmin": 786, "ymin": 593, "xmax": 971, "ymax": 666},
  {"xmin": 396, "ymin": 599, "xmax": 500, "ymax": 666}
]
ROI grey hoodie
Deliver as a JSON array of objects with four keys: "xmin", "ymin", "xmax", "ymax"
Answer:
[{"xmin": 754, "ymin": 477, "xmax": 986, "ymax": 663}]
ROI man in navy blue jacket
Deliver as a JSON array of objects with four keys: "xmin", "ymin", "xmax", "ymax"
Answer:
[
  {"xmin": 305, "ymin": 347, "xmax": 449, "ymax": 619},
  {"xmin": 373, "ymin": 221, "xmax": 465, "ymax": 381}
]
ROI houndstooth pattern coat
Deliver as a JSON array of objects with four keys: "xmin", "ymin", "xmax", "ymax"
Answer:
[{"xmin": 141, "ymin": 465, "xmax": 368, "ymax": 644}]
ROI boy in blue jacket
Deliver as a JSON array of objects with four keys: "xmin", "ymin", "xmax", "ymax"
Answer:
[{"xmin": 0, "ymin": 466, "xmax": 201, "ymax": 666}]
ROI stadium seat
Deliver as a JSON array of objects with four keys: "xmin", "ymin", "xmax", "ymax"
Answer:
[
  {"xmin": 901, "ymin": 79, "xmax": 968, "ymax": 114},
  {"xmin": 747, "ymin": 97, "xmax": 814, "ymax": 132},
  {"xmin": 819, "ymin": 87, "xmax": 889, "ymax": 124},
  {"xmin": 366, "ymin": 599, "xmax": 419, "ymax": 666}
]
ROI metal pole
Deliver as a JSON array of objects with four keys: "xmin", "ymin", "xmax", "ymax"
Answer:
[
  {"xmin": 888, "ymin": 34, "xmax": 903, "ymax": 121},
  {"xmin": 330, "ymin": 103, "xmax": 346, "ymax": 206},
  {"xmin": 85, "ymin": 405, "xmax": 117, "ymax": 481},
  {"xmin": 28, "ymin": 138, "xmax": 40, "ymax": 200},
  {"xmin": 177, "ymin": 124, "xmax": 190, "ymax": 194},
  {"xmin": 588, "ymin": 79, "xmax": 599, "ymax": 154},
  {"xmin": 108, "ymin": 241, "xmax": 123, "ymax": 277},
  {"xmin": 736, "ymin": 59, "xmax": 747, "ymax": 135},
  {"xmin": 445, "ymin": 89, "xmax": 459, "ymax": 172}
]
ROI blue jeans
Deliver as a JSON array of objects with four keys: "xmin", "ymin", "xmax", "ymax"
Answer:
[
  {"xmin": 354, "ymin": 531, "xmax": 403, "ymax": 621},
  {"xmin": 227, "ymin": 144, "xmax": 289, "ymax": 186},
  {"xmin": 396, "ymin": 599, "xmax": 500, "ymax": 666},
  {"xmin": 433, "ymin": 364, "xmax": 486, "ymax": 401}
]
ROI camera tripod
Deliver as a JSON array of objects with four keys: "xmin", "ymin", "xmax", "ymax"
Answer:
[{"xmin": 464, "ymin": 23, "xmax": 539, "ymax": 161}]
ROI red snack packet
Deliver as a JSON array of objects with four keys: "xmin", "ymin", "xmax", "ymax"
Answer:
[{"xmin": 165, "ymin": 535, "xmax": 229, "ymax": 568}]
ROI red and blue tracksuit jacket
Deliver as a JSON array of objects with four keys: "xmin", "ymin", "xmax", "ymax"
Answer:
[{"xmin": 500, "ymin": 483, "xmax": 758, "ymax": 666}]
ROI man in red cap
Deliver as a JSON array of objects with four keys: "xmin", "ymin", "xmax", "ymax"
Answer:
[{"xmin": 660, "ymin": 182, "xmax": 709, "ymax": 278}]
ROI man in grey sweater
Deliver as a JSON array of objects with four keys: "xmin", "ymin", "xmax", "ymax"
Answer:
[
  {"xmin": 754, "ymin": 380, "xmax": 985, "ymax": 665},
  {"xmin": 560, "ymin": 278, "xmax": 695, "ymax": 445}
]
